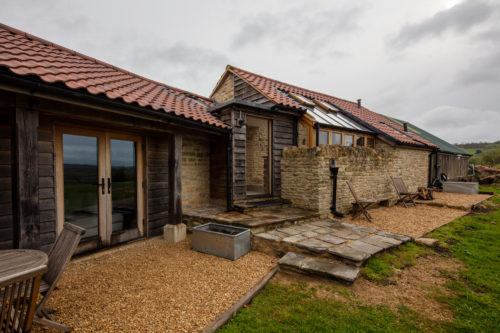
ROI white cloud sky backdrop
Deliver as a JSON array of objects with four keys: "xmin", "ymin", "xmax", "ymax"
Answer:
[{"xmin": 1, "ymin": 0, "xmax": 499, "ymax": 144}]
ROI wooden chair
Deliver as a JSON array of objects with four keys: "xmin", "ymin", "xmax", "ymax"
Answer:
[
  {"xmin": 391, "ymin": 176, "xmax": 419, "ymax": 208},
  {"xmin": 1, "ymin": 265, "xmax": 47, "ymax": 333},
  {"xmin": 346, "ymin": 181, "xmax": 376, "ymax": 222},
  {"xmin": 33, "ymin": 223, "xmax": 85, "ymax": 332}
]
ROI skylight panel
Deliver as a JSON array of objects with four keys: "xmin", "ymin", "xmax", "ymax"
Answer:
[
  {"xmin": 314, "ymin": 99, "xmax": 339, "ymax": 112},
  {"xmin": 289, "ymin": 92, "xmax": 316, "ymax": 107}
]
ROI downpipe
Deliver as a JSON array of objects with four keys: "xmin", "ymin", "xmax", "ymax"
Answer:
[{"xmin": 329, "ymin": 159, "xmax": 344, "ymax": 218}]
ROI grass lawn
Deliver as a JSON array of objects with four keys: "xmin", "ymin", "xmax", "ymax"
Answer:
[{"xmin": 220, "ymin": 186, "xmax": 500, "ymax": 332}]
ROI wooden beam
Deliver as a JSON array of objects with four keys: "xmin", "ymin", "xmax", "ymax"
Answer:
[
  {"xmin": 13, "ymin": 95, "xmax": 40, "ymax": 249},
  {"xmin": 168, "ymin": 134, "xmax": 182, "ymax": 225}
]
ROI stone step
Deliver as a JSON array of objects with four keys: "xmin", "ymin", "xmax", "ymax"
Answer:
[
  {"xmin": 234, "ymin": 199, "xmax": 290, "ymax": 213},
  {"xmin": 278, "ymin": 252, "xmax": 360, "ymax": 284}
]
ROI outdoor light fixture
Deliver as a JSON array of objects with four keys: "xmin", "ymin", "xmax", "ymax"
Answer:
[{"xmin": 237, "ymin": 111, "xmax": 246, "ymax": 128}]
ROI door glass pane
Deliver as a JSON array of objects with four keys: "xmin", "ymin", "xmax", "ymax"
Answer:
[
  {"xmin": 110, "ymin": 139, "xmax": 137, "ymax": 232},
  {"xmin": 63, "ymin": 134, "xmax": 99, "ymax": 238},
  {"xmin": 356, "ymin": 136, "xmax": 365, "ymax": 146}
]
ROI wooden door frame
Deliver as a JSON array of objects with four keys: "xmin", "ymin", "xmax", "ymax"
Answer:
[{"xmin": 55, "ymin": 124, "xmax": 144, "ymax": 248}]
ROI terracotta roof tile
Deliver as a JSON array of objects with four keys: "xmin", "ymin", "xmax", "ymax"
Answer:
[
  {"xmin": 0, "ymin": 24, "xmax": 226, "ymax": 129},
  {"xmin": 227, "ymin": 65, "xmax": 435, "ymax": 147}
]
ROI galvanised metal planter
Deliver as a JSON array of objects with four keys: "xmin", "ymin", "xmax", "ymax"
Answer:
[{"xmin": 192, "ymin": 223, "xmax": 251, "ymax": 260}]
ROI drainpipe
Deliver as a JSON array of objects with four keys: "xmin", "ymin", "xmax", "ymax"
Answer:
[
  {"xmin": 314, "ymin": 123, "xmax": 320, "ymax": 147},
  {"xmin": 329, "ymin": 159, "xmax": 344, "ymax": 218},
  {"xmin": 226, "ymin": 131, "xmax": 234, "ymax": 211},
  {"xmin": 428, "ymin": 151, "xmax": 433, "ymax": 187}
]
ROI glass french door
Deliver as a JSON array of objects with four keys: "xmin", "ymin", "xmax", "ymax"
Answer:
[{"xmin": 56, "ymin": 128, "xmax": 143, "ymax": 251}]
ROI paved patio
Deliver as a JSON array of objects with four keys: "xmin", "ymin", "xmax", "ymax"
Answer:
[{"xmin": 254, "ymin": 219, "xmax": 411, "ymax": 267}]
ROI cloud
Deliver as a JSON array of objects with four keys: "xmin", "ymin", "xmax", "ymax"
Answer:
[
  {"xmin": 130, "ymin": 41, "xmax": 230, "ymax": 95},
  {"xmin": 412, "ymin": 105, "xmax": 500, "ymax": 143},
  {"xmin": 388, "ymin": 0, "xmax": 494, "ymax": 49},
  {"xmin": 456, "ymin": 50, "xmax": 500, "ymax": 86},
  {"xmin": 231, "ymin": 4, "xmax": 361, "ymax": 55}
]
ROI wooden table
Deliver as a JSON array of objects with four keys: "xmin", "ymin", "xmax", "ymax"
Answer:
[{"xmin": 0, "ymin": 249, "xmax": 48, "ymax": 282}]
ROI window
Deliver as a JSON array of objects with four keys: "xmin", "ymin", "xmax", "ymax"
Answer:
[
  {"xmin": 367, "ymin": 137, "xmax": 375, "ymax": 148},
  {"xmin": 344, "ymin": 135, "xmax": 354, "ymax": 147},
  {"xmin": 332, "ymin": 132, "xmax": 342, "ymax": 145},
  {"xmin": 356, "ymin": 136, "xmax": 365, "ymax": 147},
  {"xmin": 318, "ymin": 131, "xmax": 329, "ymax": 145}
]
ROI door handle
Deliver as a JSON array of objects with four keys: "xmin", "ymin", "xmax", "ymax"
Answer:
[
  {"xmin": 99, "ymin": 178, "xmax": 105, "ymax": 195},
  {"xmin": 108, "ymin": 177, "xmax": 111, "ymax": 194}
]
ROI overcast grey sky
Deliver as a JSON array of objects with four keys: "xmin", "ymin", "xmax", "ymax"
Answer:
[{"xmin": 1, "ymin": 0, "xmax": 499, "ymax": 144}]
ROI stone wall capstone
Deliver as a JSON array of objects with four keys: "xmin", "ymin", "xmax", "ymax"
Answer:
[{"xmin": 281, "ymin": 143, "xmax": 429, "ymax": 217}]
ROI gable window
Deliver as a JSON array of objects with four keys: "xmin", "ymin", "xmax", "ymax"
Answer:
[
  {"xmin": 344, "ymin": 135, "xmax": 354, "ymax": 147},
  {"xmin": 318, "ymin": 131, "xmax": 329, "ymax": 145},
  {"xmin": 356, "ymin": 136, "xmax": 365, "ymax": 147},
  {"xmin": 332, "ymin": 132, "xmax": 342, "ymax": 145}
]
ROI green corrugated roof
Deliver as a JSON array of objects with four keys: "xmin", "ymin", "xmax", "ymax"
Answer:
[{"xmin": 382, "ymin": 115, "xmax": 471, "ymax": 155}]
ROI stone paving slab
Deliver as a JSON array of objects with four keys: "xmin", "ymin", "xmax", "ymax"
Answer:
[
  {"xmin": 254, "ymin": 232, "xmax": 281, "ymax": 241},
  {"xmin": 278, "ymin": 252, "xmax": 360, "ymax": 283},
  {"xmin": 296, "ymin": 238, "xmax": 331, "ymax": 253},
  {"xmin": 327, "ymin": 246, "xmax": 370, "ymax": 263},
  {"xmin": 376, "ymin": 230, "xmax": 413, "ymax": 242},
  {"xmin": 362, "ymin": 234, "xmax": 402, "ymax": 248},
  {"xmin": 347, "ymin": 240, "xmax": 384, "ymax": 255},
  {"xmin": 302, "ymin": 231, "xmax": 319, "ymax": 238},
  {"xmin": 293, "ymin": 224, "xmax": 320, "ymax": 232},
  {"xmin": 317, "ymin": 234, "xmax": 347, "ymax": 245},
  {"xmin": 267, "ymin": 230, "xmax": 289, "ymax": 238},
  {"xmin": 282, "ymin": 234, "xmax": 308, "ymax": 244},
  {"xmin": 277, "ymin": 227, "xmax": 303, "ymax": 236}
]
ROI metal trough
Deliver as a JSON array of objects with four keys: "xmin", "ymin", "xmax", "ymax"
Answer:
[
  {"xmin": 192, "ymin": 223, "xmax": 251, "ymax": 260},
  {"xmin": 443, "ymin": 181, "xmax": 479, "ymax": 194}
]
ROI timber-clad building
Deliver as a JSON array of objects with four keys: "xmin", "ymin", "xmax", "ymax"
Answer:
[{"xmin": 0, "ymin": 24, "xmax": 469, "ymax": 253}]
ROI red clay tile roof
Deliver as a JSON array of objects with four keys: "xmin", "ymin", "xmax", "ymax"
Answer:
[
  {"xmin": 0, "ymin": 24, "xmax": 226, "ymax": 128},
  {"xmin": 226, "ymin": 65, "xmax": 435, "ymax": 147}
]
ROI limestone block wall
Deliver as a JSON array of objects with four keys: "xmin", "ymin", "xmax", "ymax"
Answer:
[
  {"xmin": 281, "ymin": 143, "xmax": 429, "ymax": 217},
  {"xmin": 246, "ymin": 121, "xmax": 269, "ymax": 193},
  {"xmin": 212, "ymin": 73, "xmax": 234, "ymax": 103},
  {"xmin": 182, "ymin": 138, "xmax": 211, "ymax": 211}
]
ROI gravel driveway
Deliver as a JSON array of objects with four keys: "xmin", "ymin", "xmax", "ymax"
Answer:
[{"xmin": 33, "ymin": 237, "xmax": 277, "ymax": 333}]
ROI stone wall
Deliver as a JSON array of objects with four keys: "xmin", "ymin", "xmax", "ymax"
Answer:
[
  {"xmin": 212, "ymin": 73, "xmax": 234, "ymax": 103},
  {"xmin": 281, "ymin": 143, "xmax": 430, "ymax": 217},
  {"xmin": 246, "ymin": 117, "xmax": 270, "ymax": 193},
  {"xmin": 182, "ymin": 138, "xmax": 211, "ymax": 211}
]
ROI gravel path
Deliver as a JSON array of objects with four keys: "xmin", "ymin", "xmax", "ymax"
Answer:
[
  {"xmin": 350, "ymin": 205, "xmax": 467, "ymax": 237},
  {"xmin": 417, "ymin": 192, "xmax": 491, "ymax": 209},
  {"xmin": 33, "ymin": 237, "xmax": 277, "ymax": 333}
]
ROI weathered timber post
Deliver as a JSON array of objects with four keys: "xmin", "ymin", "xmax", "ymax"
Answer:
[
  {"xmin": 164, "ymin": 133, "xmax": 185, "ymax": 242},
  {"xmin": 13, "ymin": 95, "xmax": 40, "ymax": 249}
]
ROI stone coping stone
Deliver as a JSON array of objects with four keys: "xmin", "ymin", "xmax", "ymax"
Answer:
[
  {"xmin": 267, "ymin": 230, "xmax": 288, "ymax": 238},
  {"xmin": 277, "ymin": 227, "xmax": 303, "ymax": 236},
  {"xmin": 361, "ymin": 235, "xmax": 402, "ymax": 248},
  {"xmin": 376, "ymin": 230, "xmax": 412, "ymax": 242},
  {"xmin": 347, "ymin": 240, "xmax": 384, "ymax": 255},
  {"xmin": 317, "ymin": 234, "xmax": 347, "ymax": 245},
  {"xmin": 278, "ymin": 252, "xmax": 360, "ymax": 283},
  {"xmin": 328, "ymin": 246, "xmax": 370, "ymax": 263},
  {"xmin": 296, "ymin": 238, "xmax": 331, "ymax": 253},
  {"xmin": 254, "ymin": 232, "xmax": 281, "ymax": 241}
]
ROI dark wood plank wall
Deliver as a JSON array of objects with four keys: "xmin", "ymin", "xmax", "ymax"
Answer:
[
  {"xmin": 272, "ymin": 116, "xmax": 294, "ymax": 197},
  {"xmin": 38, "ymin": 117, "xmax": 56, "ymax": 252},
  {"xmin": 0, "ymin": 108, "xmax": 13, "ymax": 249},
  {"xmin": 146, "ymin": 136, "xmax": 169, "ymax": 236},
  {"xmin": 233, "ymin": 76, "xmax": 275, "ymax": 106}
]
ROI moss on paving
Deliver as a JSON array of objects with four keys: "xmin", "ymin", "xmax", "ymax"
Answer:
[{"xmin": 220, "ymin": 186, "xmax": 500, "ymax": 332}]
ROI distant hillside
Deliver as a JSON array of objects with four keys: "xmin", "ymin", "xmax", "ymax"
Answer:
[
  {"xmin": 456, "ymin": 141, "xmax": 500, "ymax": 155},
  {"xmin": 457, "ymin": 141, "xmax": 500, "ymax": 167}
]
